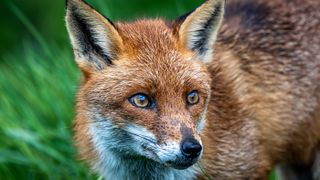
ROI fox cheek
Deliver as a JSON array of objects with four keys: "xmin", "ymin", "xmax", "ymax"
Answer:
[{"xmin": 196, "ymin": 117, "xmax": 206, "ymax": 133}]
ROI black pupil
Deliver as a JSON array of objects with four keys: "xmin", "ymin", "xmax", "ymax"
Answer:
[
  {"xmin": 137, "ymin": 95, "xmax": 146, "ymax": 104},
  {"xmin": 189, "ymin": 92, "xmax": 197, "ymax": 103}
]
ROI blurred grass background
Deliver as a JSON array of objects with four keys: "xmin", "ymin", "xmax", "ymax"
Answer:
[{"xmin": 0, "ymin": 0, "xmax": 277, "ymax": 179}]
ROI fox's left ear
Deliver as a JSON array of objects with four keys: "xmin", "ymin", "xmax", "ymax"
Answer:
[{"xmin": 175, "ymin": 0, "xmax": 225, "ymax": 63}]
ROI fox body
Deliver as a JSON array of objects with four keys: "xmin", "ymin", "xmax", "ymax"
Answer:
[{"xmin": 65, "ymin": 0, "xmax": 320, "ymax": 179}]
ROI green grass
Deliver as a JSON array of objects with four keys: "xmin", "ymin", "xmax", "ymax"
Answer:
[
  {"xmin": 0, "ymin": 1, "xmax": 278, "ymax": 179},
  {"xmin": 0, "ymin": 44, "xmax": 94, "ymax": 179},
  {"xmin": 0, "ymin": 3, "xmax": 93, "ymax": 178}
]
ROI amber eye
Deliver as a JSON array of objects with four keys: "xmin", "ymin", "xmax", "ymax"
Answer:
[
  {"xmin": 129, "ymin": 93, "xmax": 154, "ymax": 109},
  {"xmin": 186, "ymin": 91, "xmax": 199, "ymax": 105}
]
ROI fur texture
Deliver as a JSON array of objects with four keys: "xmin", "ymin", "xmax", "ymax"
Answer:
[{"xmin": 65, "ymin": 0, "xmax": 320, "ymax": 179}]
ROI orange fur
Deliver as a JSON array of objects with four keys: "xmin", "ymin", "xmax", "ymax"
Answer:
[{"xmin": 66, "ymin": 0, "xmax": 320, "ymax": 179}]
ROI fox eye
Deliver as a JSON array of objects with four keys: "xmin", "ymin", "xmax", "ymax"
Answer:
[
  {"xmin": 129, "ymin": 93, "xmax": 154, "ymax": 109},
  {"xmin": 186, "ymin": 91, "xmax": 199, "ymax": 105}
]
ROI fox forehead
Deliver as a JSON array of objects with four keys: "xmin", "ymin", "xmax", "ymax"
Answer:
[
  {"xmin": 86, "ymin": 20, "xmax": 212, "ymax": 98},
  {"xmin": 116, "ymin": 19, "xmax": 179, "ymax": 56}
]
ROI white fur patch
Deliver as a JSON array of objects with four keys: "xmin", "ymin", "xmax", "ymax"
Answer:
[
  {"xmin": 197, "ymin": 111, "xmax": 207, "ymax": 133},
  {"xmin": 88, "ymin": 114, "xmax": 200, "ymax": 179},
  {"xmin": 157, "ymin": 142, "xmax": 181, "ymax": 162},
  {"xmin": 125, "ymin": 124, "xmax": 157, "ymax": 142}
]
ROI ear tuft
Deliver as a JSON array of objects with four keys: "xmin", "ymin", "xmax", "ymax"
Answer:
[
  {"xmin": 65, "ymin": 0, "xmax": 122, "ymax": 71},
  {"xmin": 177, "ymin": 0, "xmax": 225, "ymax": 63}
]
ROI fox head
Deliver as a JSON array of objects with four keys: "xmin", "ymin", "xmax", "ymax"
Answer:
[{"xmin": 66, "ymin": 0, "xmax": 224, "ymax": 172}]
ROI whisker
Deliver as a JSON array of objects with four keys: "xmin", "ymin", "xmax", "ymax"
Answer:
[
  {"xmin": 75, "ymin": 119, "xmax": 112, "ymax": 125},
  {"xmin": 124, "ymin": 130, "xmax": 157, "ymax": 144},
  {"xmin": 76, "ymin": 119, "xmax": 158, "ymax": 145}
]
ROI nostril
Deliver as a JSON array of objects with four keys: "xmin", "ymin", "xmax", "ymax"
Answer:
[{"xmin": 181, "ymin": 139, "xmax": 202, "ymax": 158}]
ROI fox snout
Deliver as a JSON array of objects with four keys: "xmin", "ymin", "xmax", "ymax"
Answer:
[
  {"xmin": 167, "ymin": 138, "xmax": 203, "ymax": 169},
  {"xmin": 151, "ymin": 121, "xmax": 203, "ymax": 169},
  {"xmin": 125, "ymin": 120, "xmax": 203, "ymax": 169},
  {"xmin": 158, "ymin": 137, "xmax": 203, "ymax": 170},
  {"xmin": 181, "ymin": 138, "xmax": 202, "ymax": 159}
]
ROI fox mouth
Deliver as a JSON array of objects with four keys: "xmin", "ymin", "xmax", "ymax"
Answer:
[
  {"xmin": 116, "ymin": 124, "xmax": 203, "ymax": 169},
  {"xmin": 164, "ymin": 156, "xmax": 199, "ymax": 169},
  {"xmin": 140, "ymin": 144, "xmax": 201, "ymax": 170},
  {"xmin": 140, "ymin": 143, "xmax": 200, "ymax": 169}
]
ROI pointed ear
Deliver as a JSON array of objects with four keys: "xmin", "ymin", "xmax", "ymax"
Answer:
[
  {"xmin": 176, "ymin": 0, "xmax": 225, "ymax": 62},
  {"xmin": 65, "ymin": 0, "xmax": 123, "ymax": 72}
]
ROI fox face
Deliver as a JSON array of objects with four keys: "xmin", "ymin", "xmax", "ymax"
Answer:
[
  {"xmin": 81, "ymin": 44, "xmax": 211, "ymax": 169},
  {"xmin": 66, "ymin": 0, "xmax": 224, "ymax": 175}
]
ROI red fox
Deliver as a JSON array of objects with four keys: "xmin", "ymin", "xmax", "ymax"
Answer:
[{"xmin": 65, "ymin": 0, "xmax": 320, "ymax": 179}]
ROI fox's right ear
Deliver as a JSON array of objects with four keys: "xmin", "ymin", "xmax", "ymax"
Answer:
[{"xmin": 65, "ymin": 0, "xmax": 123, "ymax": 72}]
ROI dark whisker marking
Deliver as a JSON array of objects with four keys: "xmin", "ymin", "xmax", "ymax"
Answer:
[
  {"xmin": 125, "ymin": 131, "xmax": 157, "ymax": 144},
  {"xmin": 75, "ymin": 119, "xmax": 113, "ymax": 126},
  {"xmin": 76, "ymin": 120, "xmax": 157, "ymax": 144}
]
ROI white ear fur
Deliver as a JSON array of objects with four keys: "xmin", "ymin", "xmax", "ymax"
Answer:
[
  {"xmin": 65, "ymin": 0, "xmax": 122, "ymax": 70},
  {"xmin": 178, "ymin": 0, "xmax": 225, "ymax": 63}
]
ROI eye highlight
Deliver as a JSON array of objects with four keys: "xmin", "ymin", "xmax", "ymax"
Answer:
[
  {"xmin": 129, "ymin": 93, "xmax": 154, "ymax": 109},
  {"xmin": 186, "ymin": 91, "xmax": 200, "ymax": 105}
]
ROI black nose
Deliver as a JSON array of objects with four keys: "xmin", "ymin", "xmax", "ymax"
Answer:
[{"xmin": 181, "ymin": 139, "xmax": 202, "ymax": 158}]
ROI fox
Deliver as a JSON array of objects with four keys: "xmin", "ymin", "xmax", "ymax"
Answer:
[{"xmin": 65, "ymin": 0, "xmax": 320, "ymax": 179}]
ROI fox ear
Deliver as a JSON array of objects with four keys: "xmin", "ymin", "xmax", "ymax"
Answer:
[
  {"xmin": 176, "ymin": 0, "xmax": 225, "ymax": 62},
  {"xmin": 65, "ymin": 0, "xmax": 123, "ymax": 71}
]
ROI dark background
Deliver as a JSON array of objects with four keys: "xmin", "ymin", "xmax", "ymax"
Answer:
[{"xmin": 0, "ymin": 0, "xmax": 201, "ymax": 55}]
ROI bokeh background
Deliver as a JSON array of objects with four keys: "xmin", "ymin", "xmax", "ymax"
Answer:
[{"xmin": 0, "ymin": 0, "xmax": 277, "ymax": 179}]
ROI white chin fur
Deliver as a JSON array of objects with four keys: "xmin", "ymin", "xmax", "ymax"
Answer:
[{"xmin": 88, "ymin": 116, "xmax": 200, "ymax": 179}]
